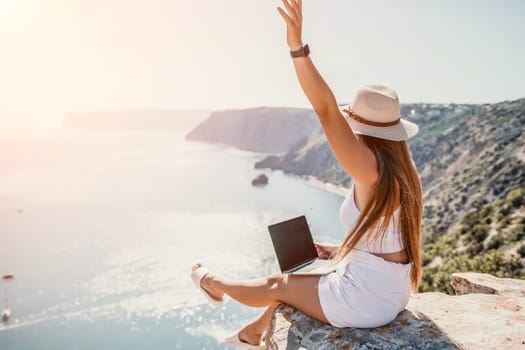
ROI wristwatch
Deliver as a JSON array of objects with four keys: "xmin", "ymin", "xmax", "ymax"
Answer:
[{"xmin": 290, "ymin": 44, "xmax": 310, "ymax": 58}]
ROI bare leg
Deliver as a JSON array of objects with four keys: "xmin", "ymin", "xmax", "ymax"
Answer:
[
  {"xmin": 237, "ymin": 303, "xmax": 281, "ymax": 345},
  {"xmin": 192, "ymin": 263, "xmax": 329, "ymax": 325}
]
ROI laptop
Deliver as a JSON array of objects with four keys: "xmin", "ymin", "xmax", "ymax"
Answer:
[{"xmin": 267, "ymin": 215, "xmax": 337, "ymax": 275}]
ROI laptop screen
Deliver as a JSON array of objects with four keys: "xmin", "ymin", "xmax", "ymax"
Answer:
[{"xmin": 267, "ymin": 215, "xmax": 318, "ymax": 272}]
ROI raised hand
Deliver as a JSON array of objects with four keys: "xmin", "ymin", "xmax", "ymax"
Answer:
[{"xmin": 277, "ymin": 0, "xmax": 303, "ymax": 50}]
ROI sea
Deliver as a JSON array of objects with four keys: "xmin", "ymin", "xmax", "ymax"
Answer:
[{"xmin": 0, "ymin": 126, "xmax": 346, "ymax": 349}]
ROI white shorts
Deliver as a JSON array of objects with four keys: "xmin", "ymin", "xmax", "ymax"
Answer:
[{"xmin": 317, "ymin": 248, "xmax": 412, "ymax": 328}]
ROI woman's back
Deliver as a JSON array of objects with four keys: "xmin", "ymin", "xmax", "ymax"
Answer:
[{"xmin": 340, "ymin": 181, "xmax": 405, "ymax": 254}]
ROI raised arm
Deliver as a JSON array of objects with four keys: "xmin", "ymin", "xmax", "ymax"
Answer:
[{"xmin": 277, "ymin": 0, "xmax": 379, "ymax": 186}]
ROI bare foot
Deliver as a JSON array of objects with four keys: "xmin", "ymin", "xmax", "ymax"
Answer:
[
  {"xmin": 192, "ymin": 262, "xmax": 225, "ymax": 302},
  {"xmin": 237, "ymin": 324, "xmax": 263, "ymax": 346}
]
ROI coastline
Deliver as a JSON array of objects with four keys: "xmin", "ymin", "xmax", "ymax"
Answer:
[{"xmin": 305, "ymin": 175, "xmax": 350, "ymax": 198}]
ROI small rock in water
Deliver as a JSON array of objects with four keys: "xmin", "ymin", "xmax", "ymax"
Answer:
[
  {"xmin": 2, "ymin": 309, "xmax": 10, "ymax": 322},
  {"xmin": 251, "ymin": 174, "xmax": 269, "ymax": 186}
]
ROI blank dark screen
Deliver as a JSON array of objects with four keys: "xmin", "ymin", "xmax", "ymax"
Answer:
[{"xmin": 268, "ymin": 215, "xmax": 318, "ymax": 272}]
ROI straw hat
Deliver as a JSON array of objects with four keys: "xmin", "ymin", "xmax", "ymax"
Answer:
[{"xmin": 340, "ymin": 84, "xmax": 419, "ymax": 141}]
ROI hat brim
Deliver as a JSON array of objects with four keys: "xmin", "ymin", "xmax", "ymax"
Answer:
[{"xmin": 340, "ymin": 107, "xmax": 419, "ymax": 141}]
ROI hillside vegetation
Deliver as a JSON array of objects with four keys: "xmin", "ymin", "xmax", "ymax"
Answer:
[{"xmin": 421, "ymin": 185, "xmax": 525, "ymax": 293}]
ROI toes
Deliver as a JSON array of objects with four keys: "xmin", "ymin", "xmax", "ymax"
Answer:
[{"xmin": 192, "ymin": 262, "xmax": 202, "ymax": 271}]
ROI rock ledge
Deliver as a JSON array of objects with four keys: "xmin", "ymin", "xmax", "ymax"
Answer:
[{"xmin": 264, "ymin": 272, "xmax": 525, "ymax": 350}]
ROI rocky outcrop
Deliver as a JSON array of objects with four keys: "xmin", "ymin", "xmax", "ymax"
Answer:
[
  {"xmin": 450, "ymin": 271, "xmax": 525, "ymax": 297},
  {"xmin": 252, "ymin": 174, "xmax": 269, "ymax": 186},
  {"xmin": 264, "ymin": 272, "xmax": 525, "ymax": 349},
  {"xmin": 186, "ymin": 107, "xmax": 319, "ymax": 153}
]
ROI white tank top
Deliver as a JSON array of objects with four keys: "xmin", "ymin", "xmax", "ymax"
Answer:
[{"xmin": 339, "ymin": 182, "xmax": 404, "ymax": 253}]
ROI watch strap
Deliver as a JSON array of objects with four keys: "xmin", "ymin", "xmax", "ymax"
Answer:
[{"xmin": 290, "ymin": 44, "xmax": 310, "ymax": 58}]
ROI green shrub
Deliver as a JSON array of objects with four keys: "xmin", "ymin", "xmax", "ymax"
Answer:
[
  {"xmin": 518, "ymin": 244, "xmax": 525, "ymax": 258},
  {"xmin": 472, "ymin": 224, "xmax": 489, "ymax": 242},
  {"xmin": 498, "ymin": 216, "xmax": 512, "ymax": 230},
  {"xmin": 507, "ymin": 187, "xmax": 525, "ymax": 208},
  {"xmin": 487, "ymin": 234, "xmax": 504, "ymax": 250},
  {"xmin": 507, "ymin": 224, "xmax": 525, "ymax": 242},
  {"xmin": 511, "ymin": 196, "xmax": 523, "ymax": 208},
  {"xmin": 479, "ymin": 205, "xmax": 493, "ymax": 218},
  {"xmin": 498, "ymin": 206, "xmax": 510, "ymax": 217},
  {"xmin": 462, "ymin": 211, "xmax": 480, "ymax": 227},
  {"xmin": 422, "ymin": 252, "xmax": 433, "ymax": 266},
  {"xmin": 466, "ymin": 242, "xmax": 484, "ymax": 257},
  {"xmin": 419, "ymin": 267, "xmax": 437, "ymax": 292}
]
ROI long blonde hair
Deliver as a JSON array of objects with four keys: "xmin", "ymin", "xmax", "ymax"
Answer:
[{"xmin": 331, "ymin": 134, "xmax": 423, "ymax": 292}]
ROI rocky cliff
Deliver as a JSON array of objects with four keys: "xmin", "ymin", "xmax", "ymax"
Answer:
[
  {"xmin": 264, "ymin": 272, "xmax": 525, "ymax": 350},
  {"xmin": 185, "ymin": 107, "xmax": 319, "ymax": 153}
]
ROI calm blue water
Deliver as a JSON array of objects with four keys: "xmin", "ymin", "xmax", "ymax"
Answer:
[{"xmin": 0, "ymin": 128, "xmax": 346, "ymax": 349}]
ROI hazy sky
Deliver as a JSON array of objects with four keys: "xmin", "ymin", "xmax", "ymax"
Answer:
[{"xmin": 1, "ymin": 0, "xmax": 524, "ymax": 129}]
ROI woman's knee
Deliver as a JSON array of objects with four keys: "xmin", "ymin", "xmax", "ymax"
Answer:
[{"xmin": 264, "ymin": 274, "xmax": 322, "ymax": 305}]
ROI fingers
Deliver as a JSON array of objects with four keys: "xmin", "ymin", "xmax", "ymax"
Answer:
[
  {"xmin": 314, "ymin": 243, "xmax": 328, "ymax": 259},
  {"xmin": 277, "ymin": 0, "xmax": 301, "ymax": 24},
  {"xmin": 281, "ymin": 0, "xmax": 297, "ymax": 19},
  {"xmin": 291, "ymin": 0, "xmax": 302, "ymax": 17},
  {"xmin": 277, "ymin": 6, "xmax": 292, "ymax": 25},
  {"xmin": 281, "ymin": 0, "xmax": 299, "ymax": 20},
  {"xmin": 280, "ymin": 0, "xmax": 293, "ymax": 15}
]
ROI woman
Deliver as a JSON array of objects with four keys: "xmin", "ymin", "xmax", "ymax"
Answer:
[{"xmin": 191, "ymin": 0, "xmax": 423, "ymax": 348}]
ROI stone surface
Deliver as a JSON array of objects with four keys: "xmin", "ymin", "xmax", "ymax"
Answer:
[{"xmin": 264, "ymin": 273, "xmax": 525, "ymax": 350}]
